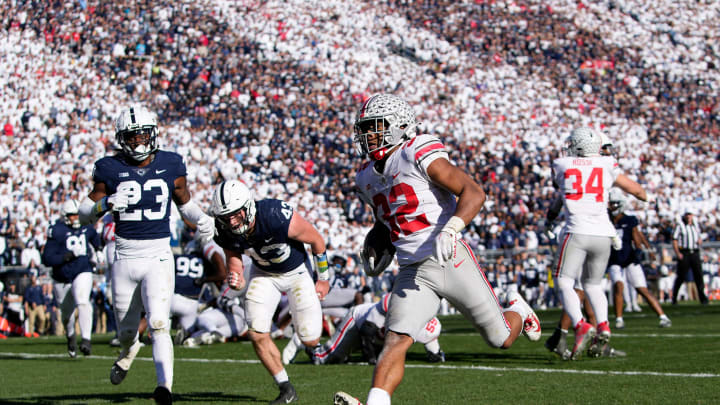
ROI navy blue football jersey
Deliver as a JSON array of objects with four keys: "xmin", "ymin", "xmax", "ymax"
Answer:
[
  {"xmin": 215, "ymin": 199, "xmax": 309, "ymax": 274},
  {"xmin": 42, "ymin": 220, "xmax": 101, "ymax": 283},
  {"xmin": 174, "ymin": 253, "xmax": 205, "ymax": 298},
  {"xmin": 609, "ymin": 214, "xmax": 640, "ymax": 267},
  {"xmin": 523, "ymin": 267, "xmax": 540, "ymax": 288},
  {"xmin": 92, "ymin": 151, "xmax": 186, "ymax": 240}
]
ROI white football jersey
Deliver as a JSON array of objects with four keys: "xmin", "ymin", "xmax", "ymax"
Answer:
[
  {"xmin": 552, "ymin": 155, "xmax": 621, "ymax": 236},
  {"xmin": 356, "ymin": 135, "xmax": 456, "ymax": 266}
]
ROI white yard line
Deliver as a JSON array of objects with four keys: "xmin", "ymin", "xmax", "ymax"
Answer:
[{"xmin": 1, "ymin": 352, "xmax": 717, "ymax": 378}]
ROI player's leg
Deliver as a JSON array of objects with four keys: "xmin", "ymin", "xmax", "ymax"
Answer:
[
  {"xmin": 608, "ymin": 264, "xmax": 626, "ymax": 328},
  {"xmin": 110, "ymin": 258, "xmax": 144, "ymax": 385},
  {"xmin": 54, "ymin": 282, "xmax": 77, "ymax": 357},
  {"xmin": 245, "ymin": 270, "xmax": 297, "ymax": 403},
  {"xmin": 71, "ymin": 272, "xmax": 94, "ymax": 355},
  {"xmin": 582, "ymin": 236, "xmax": 612, "ymax": 357},
  {"xmin": 170, "ymin": 293, "xmax": 198, "ymax": 344},
  {"xmin": 627, "ymin": 264, "xmax": 671, "ymax": 326},
  {"xmin": 314, "ymin": 310, "xmax": 359, "ymax": 364},
  {"xmin": 672, "ymin": 257, "xmax": 690, "ymax": 304},
  {"xmin": 141, "ymin": 254, "xmax": 175, "ymax": 392}
]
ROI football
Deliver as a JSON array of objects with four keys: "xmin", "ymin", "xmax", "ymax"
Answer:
[{"xmin": 362, "ymin": 222, "xmax": 396, "ymax": 276}]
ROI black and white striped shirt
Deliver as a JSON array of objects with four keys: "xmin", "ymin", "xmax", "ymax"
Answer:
[{"xmin": 673, "ymin": 221, "xmax": 700, "ymax": 250}]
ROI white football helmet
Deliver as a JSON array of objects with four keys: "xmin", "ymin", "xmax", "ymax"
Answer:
[
  {"xmin": 608, "ymin": 188, "xmax": 626, "ymax": 216},
  {"xmin": 115, "ymin": 105, "xmax": 159, "ymax": 161},
  {"xmin": 209, "ymin": 180, "xmax": 256, "ymax": 235},
  {"xmin": 354, "ymin": 94, "xmax": 418, "ymax": 160},
  {"xmin": 61, "ymin": 199, "xmax": 81, "ymax": 229},
  {"xmin": 567, "ymin": 127, "xmax": 601, "ymax": 157}
]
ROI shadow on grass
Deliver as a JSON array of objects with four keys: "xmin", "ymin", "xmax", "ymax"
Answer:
[{"xmin": 0, "ymin": 391, "xmax": 260, "ymax": 404}]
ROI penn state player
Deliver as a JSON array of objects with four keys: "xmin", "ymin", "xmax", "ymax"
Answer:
[
  {"xmin": 335, "ymin": 94, "xmax": 540, "ymax": 405},
  {"xmin": 551, "ymin": 127, "xmax": 648, "ymax": 360},
  {"xmin": 210, "ymin": 180, "xmax": 330, "ymax": 405},
  {"xmin": 283, "ymin": 293, "xmax": 444, "ymax": 366},
  {"xmin": 78, "ymin": 105, "xmax": 214, "ymax": 405},
  {"xmin": 42, "ymin": 199, "xmax": 102, "ymax": 357},
  {"xmin": 607, "ymin": 189, "xmax": 671, "ymax": 330}
]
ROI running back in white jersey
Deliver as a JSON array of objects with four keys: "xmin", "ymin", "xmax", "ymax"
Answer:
[
  {"xmin": 355, "ymin": 135, "xmax": 457, "ymax": 266},
  {"xmin": 553, "ymin": 155, "xmax": 620, "ymax": 237}
]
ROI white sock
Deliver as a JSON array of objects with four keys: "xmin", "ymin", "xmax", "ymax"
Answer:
[
  {"xmin": 659, "ymin": 314, "xmax": 669, "ymax": 321},
  {"xmin": 152, "ymin": 331, "xmax": 174, "ymax": 390},
  {"xmin": 367, "ymin": 387, "xmax": 391, "ymax": 405},
  {"xmin": 424, "ymin": 339, "xmax": 440, "ymax": 354},
  {"xmin": 273, "ymin": 369, "xmax": 289, "ymax": 385},
  {"xmin": 616, "ymin": 317, "xmax": 623, "ymax": 323}
]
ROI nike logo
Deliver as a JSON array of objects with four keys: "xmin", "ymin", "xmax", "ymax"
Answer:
[
  {"xmin": 156, "ymin": 169, "xmax": 167, "ymax": 174},
  {"xmin": 454, "ymin": 259, "xmax": 465, "ymax": 268},
  {"xmin": 264, "ymin": 238, "xmax": 273, "ymax": 243},
  {"xmin": 391, "ymin": 173, "xmax": 400, "ymax": 179},
  {"xmin": 159, "ymin": 258, "xmax": 168, "ymax": 262}
]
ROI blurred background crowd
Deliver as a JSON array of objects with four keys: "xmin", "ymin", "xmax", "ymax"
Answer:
[{"xmin": 1, "ymin": 0, "xmax": 719, "ymax": 335}]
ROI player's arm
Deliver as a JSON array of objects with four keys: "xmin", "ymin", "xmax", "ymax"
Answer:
[
  {"xmin": 631, "ymin": 226, "xmax": 656, "ymax": 261},
  {"xmin": 173, "ymin": 176, "xmax": 214, "ymax": 241},
  {"xmin": 224, "ymin": 247, "xmax": 246, "ymax": 290},
  {"xmin": 41, "ymin": 233, "xmax": 74, "ymax": 266},
  {"xmin": 287, "ymin": 211, "xmax": 330, "ymax": 297},
  {"xmin": 613, "ymin": 174, "xmax": 647, "ymax": 202},
  {"xmin": 79, "ymin": 181, "xmax": 109, "ymax": 225}
]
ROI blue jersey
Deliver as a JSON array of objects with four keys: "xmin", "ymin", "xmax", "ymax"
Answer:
[
  {"xmin": 609, "ymin": 214, "xmax": 639, "ymax": 267},
  {"xmin": 92, "ymin": 151, "xmax": 186, "ymax": 240},
  {"xmin": 215, "ymin": 199, "xmax": 308, "ymax": 274},
  {"xmin": 174, "ymin": 253, "xmax": 205, "ymax": 298},
  {"xmin": 42, "ymin": 220, "xmax": 101, "ymax": 283}
]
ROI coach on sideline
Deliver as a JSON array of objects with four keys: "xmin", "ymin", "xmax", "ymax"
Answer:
[{"xmin": 672, "ymin": 212, "xmax": 709, "ymax": 305}]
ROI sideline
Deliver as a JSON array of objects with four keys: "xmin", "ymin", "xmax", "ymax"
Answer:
[{"xmin": 1, "ymin": 352, "xmax": 717, "ymax": 378}]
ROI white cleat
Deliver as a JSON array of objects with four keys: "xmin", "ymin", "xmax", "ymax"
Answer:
[
  {"xmin": 506, "ymin": 291, "xmax": 541, "ymax": 341},
  {"xmin": 282, "ymin": 338, "xmax": 300, "ymax": 365},
  {"xmin": 334, "ymin": 391, "xmax": 363, "ymax": 405},
  {"xmin": 615, "ymin": 318, "xmax": 625, "ymax": 329},
  {"xmin": 659, "ymin": 317, "xmax": 672, "ymax": 328}
]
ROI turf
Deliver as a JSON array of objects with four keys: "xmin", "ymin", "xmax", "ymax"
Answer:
[{"xmin": 1, "ymin": 303, "xmax": 718, "ymax": 404}]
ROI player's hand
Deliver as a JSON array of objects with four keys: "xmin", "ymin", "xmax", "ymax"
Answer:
[
  {"xmin": 71, "ymin": 244, "xmax": 86, "ymax": 257},
  {"xmin": 227, "ymin": 271, "xmax": 245, "ymax": 290},
  {"xmin": 107, "ymin": 191, "xmax": 129, "ymax": 212},
  {"xmin": 611, "ymin": 235, "xmax": 622, "ymax": 250},
  {"xmin": 315, "ymin": 280, "xmax": 329, "ymax": 301},
  {"xmin": 434, "ymin": 229, "xmax": 457, "ymax": 265},
  {"xmin": 196, "ymin": 214, "xmax": 216, "ymax": 243}
]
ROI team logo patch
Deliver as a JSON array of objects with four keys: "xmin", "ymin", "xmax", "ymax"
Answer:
[{"xmin": 135, "ymin": 168, "xmax": 147, "ymax": 176}]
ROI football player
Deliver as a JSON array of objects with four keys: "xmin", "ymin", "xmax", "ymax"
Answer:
[
  {"xmin": 283, "ymin": 293, "xmax": 444, "ymax": 366},
  {"xmin": 334, "ymin": 94, "xmax": 541, "ymax": 405},
  {"xmin": 41, "ymin": 199, "xmax": 102, "ymax": 357},
  {"xmin": 551, "ymin": 127, "xmax": 648, "ymax": 360},
  {"xmin": 210, "ymin": 179, "xmax": 330, "ymax": 405},
  {"xmin": 181, "ymin": 286, "xmax": 248, "ymax": 347},
  {"xmin": 78, "ymin": 105, "xmax": 214, "ymax": 405},
  {"xmin": 607, "ymin": 189, "xmax": 671, "ymax": 329}
]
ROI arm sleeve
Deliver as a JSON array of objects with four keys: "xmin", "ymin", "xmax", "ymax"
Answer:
[
  {"xmin": 79, "ymin": 196, "xmax": 107, "ymax": 225},
  {"xmin": 41, "ymin": 234, "xmax": 67, "ymax": 267},
  {"xmin": 177, "ymin": 200, "xmax": 207, "ymax": 224}
]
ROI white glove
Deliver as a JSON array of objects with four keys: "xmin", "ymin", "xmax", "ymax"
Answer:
[
  {"xmin": 196, "ymin": 214, "xmax": 216, "ymax": 243},
  {"xmin": 227, "ymin": 271, "xmax": 245, "ymax": 290},
  {"xmin": 611, "ymin": 235, "xmax": 622, "ymax": 250},
  {"xmin": 107, "ymin": 191, "xmax": 129, "ymax": 212},
  {"xmin": 434, "ymin": 216, "xmax": 465, "ymax": 266}
]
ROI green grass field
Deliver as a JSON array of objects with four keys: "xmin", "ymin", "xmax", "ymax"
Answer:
[{"xmin": 1, "ymin": 304, "xmax": 718, "ymax": 404}]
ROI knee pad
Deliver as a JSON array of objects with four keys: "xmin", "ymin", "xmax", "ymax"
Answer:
[{"xmin": 148, "ymin": 316, "xmax": 170, "ymax": 336}]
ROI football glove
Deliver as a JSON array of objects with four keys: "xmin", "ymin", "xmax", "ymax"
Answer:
[
  {"xmin": 107, "ymin": 191, "xmax": 129, "ymax": 212},
  {"xmin": 227, "ymin": 271, "xmax": 245, "ymax": 290},
  {"xmin": 611, "ymin": 234, "xmax": 622, "ymax": 250},
  {"xmin": 434, "ymin": 216, "xmax": 465, "ymax": 266},
  {"xmin": 195, "ymin": 214, "xmax": 216, "ymax": 244}
]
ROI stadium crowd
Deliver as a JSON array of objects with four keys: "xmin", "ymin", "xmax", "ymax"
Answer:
[{"xmin": 1, "ymin": 0, "xmax": 720, "ymax": 335}]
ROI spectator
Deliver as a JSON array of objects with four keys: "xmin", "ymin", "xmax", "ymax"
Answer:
[
  {"xmin": 23, "ymin": 272, "xmax": 47, "ymax": 335},
  {"xmin": 3, "ymin": 282, "xmax": 24, "ymax": 329}
]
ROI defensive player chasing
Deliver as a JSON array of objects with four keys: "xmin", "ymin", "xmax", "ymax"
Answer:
[
  {"xmin": 210, "ymin": 180, "xmax": 330, "ymax": 405},
  {"xmin": 79, "ymin": 105, "xmax": 214, "ymax": 405},
  {"xmin": 607, "ymin": 189, "xmax": 671, "ymax": 329},
  {"xmin": 335, "ymin": 94, "xmax": 540, "ymax": 405},
  {"xmin": 42, "ymin": 199, "xmax": 102, "ymax": 357},
  {"xmin": 551, "ymin": 127, "xmax": 648, "ymax": 360}
]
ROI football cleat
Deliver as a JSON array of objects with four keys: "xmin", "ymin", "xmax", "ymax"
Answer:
[
  {"xmin": 110, "ymin": 340, "xmax": 142, "ymax": 384},
  {"xmin": 659, "ymin": 317, "xmax": 672, "ymax": 328},
  {"xmin": 110, "ymin": 363, "xmax": 128, "ymax": 385},
  {"xmin": 109, "ymin": 337, "xmax": 121, "ymax": 347},
  {"xmin": 571, "ymin": 321, "xmax": 596, "ymax": 360},
  {"xmin": 588, "ymin": 322, "xmax": 611, "ymax": 358},
  {"xmin": 601, "ymin": 344, "xmax": 627, "ymax": 358},
  {"xmin": 270, "ymin": 381, "xmax": 298, "ymax": 404},
  {"xmin": 67, "ymin": 337, "xmax": 77, "ymax": 358},
  {"xmin": 615, "ymin": 318, "xmax": 625, "ymax": 329},
  {"xmin": 282, "ymin": 338, "xmax": 300, "ymax": 365},
  {"xmin": 153, "ymin": 386, "xmax": 172, "ymax": 405},
  {"xmin": 79, "ymin": 339, "xmax": 92, "ymax": 356},
  {"xmin": 173, "ymin": 328, "xmax": 186, "ymax": 346},
  {"xmin": 632, "ymin": 303, "xmax": 642, "ymax": 313},
  {"xmin": 426, "ymin": 349, "xmax": 446, "ymax": 363},
  {"xmin": 182, "ymin": 337, "xmax": 200, "ymax": 348},
  {"xmin": 334, "ymin": 391, "xmax": 363, "ymax": 405},
  {"xmin": 507, "ymin": 291, "xmax": 541, "ymax": 341}
]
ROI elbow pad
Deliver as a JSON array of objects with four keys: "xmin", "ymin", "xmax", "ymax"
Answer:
[{"xmin": 79, "ymin": 196, "xmax": 107, "ymax": 225}]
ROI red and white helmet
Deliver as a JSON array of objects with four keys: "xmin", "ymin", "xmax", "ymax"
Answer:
[{"xmin": 353, "ymin": 94, "xmax": 418, "ymax": 160}]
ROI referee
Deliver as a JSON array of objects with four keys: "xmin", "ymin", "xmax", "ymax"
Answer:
[{"xmin": 671, "ymin": 212, "xmax": 709, "ymax": 305}]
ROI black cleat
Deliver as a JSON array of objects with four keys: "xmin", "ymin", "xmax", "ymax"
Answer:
[
  {"xmin": 426, "ymin": 349, "xmax": 445, "ymax": 363},
  {"xmin": 270, "ymin": 381, "xmax": 298, "ymax": 404},
  {"xmin": 67, "ymin": 337, "xmax": 77, "ymax": 358},
  {"xmin": 544, "ymin": 327, "xmax": 561, "ymax": 352},
  {"xmin": 79, "ymin": 339, "xmax": 92, "ymax": 356},
  {"xmin": 153, "ymin": 386, "xmax": 172, "ymax": 405},
  {"xmin": 110, "ymin": 362, "xmax": 128, "ymax": 385}
]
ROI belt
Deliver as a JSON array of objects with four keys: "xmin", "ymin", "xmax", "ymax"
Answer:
[{"xmin": 680, "ymin": 248, "xmax": 698, "ymax": 253}]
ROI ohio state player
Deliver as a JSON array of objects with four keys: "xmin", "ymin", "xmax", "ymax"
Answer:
[
  {"xmin": 552, "ymin": 127, "xmax": 648, "ymax": 360},
  {"xmin": 334, "ymin": 94, "xmax": 540, "ymax": 405}
]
